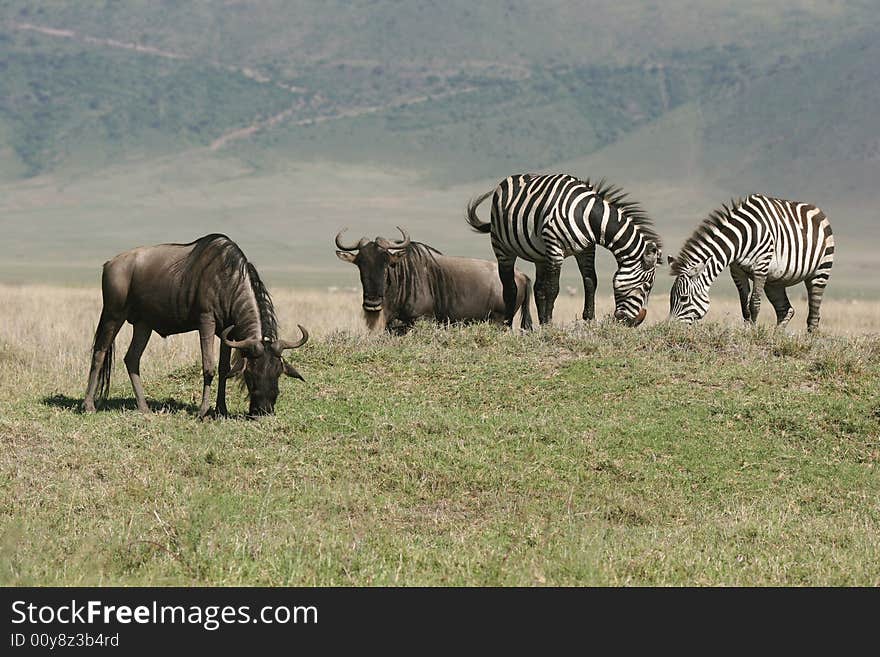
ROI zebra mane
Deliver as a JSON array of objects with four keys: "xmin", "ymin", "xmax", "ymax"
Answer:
[
  {"xmin": 670, "ymin": 198, "xmax": 746, "ymax": 275},
  {"xmin": 585, "ymin": 177, "xmax": 662, "ymax": 249}
]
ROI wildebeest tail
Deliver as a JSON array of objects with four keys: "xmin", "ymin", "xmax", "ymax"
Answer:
[
  {"xmin": 93, "ymin": 318, "xmax": 114, "ymax": 401},
  {"xmin": 465, "ymin": 190, "xmax": 493, "ymax": 233},
  {"xmin": 520, "ymin": 275, "xmax": 534, "ymax": 331}
]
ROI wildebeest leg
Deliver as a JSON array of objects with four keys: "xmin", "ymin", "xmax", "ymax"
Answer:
[
  {"xmin": 574, "ymin": 245, "xmax": 598, "ymax": 321},
  {"xmin": 124, "ymin": 322, "xmax": 153, "ymax": 413},
  {"xmin": 197, "ymin": 315, "xmax": 217, "ymax": 419},
  {"xmin": 765, "ymin": 284, "xmax": 794, "ymax": 328},
  {"xmin": 83, "ymin": 311, "xmax": 125, "ymax": 413},
  {"xmin": 216, "ymin": 343, "xmax": 232, "ymax": 417},
  {"xmin": 730, "ymin": 265, "xmax": 752, "ymax": 323},
  {"xmin": 497, "ymin": 256, "xmax": 519, "ymax": 327},
  {"xmin": 388, "ymin": 319, "xmax": 413, "ymax": 335}
]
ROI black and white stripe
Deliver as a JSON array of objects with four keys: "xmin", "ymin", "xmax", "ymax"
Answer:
[
  {"xmin": 668, "ymin": 194, "xmax": 834, "ymax": 331},
  {"xmin": 466, "ymin": 173, "xmax": 662, "ymax": 326}
]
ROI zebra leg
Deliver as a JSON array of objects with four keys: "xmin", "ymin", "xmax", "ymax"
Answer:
[
  {"xmin": 497, "ymin": 256, "xmax": 519, "ymax": 328},
  {"xmin": 729, "ymin": 265, "xmax": 752, "ymax": 323},
  {"xmin": 574, "ymin": 245, "xmax": 598, "ymax": 321},
  {"xmin": 533, "ymin": 262, "xmax": 548, "ymax": 324},
  {"xmin": 748, "ymin": 274, "xmax": 767, "ymax": 324},
  {"xmin": 535, "ymin": 258, "xmax": 563, "ymax": 325},
  {"xmin": 764, "ymin": 284, "xmax": 795, "ymax": 329},
  {"xmin": 805, "ymin": 276, "xmax": 829, "ymax": 332}
]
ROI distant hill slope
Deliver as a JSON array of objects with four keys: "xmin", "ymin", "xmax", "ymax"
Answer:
[
  {"xmin": 0, "ymin": 2, "xmax": 878, "ymax": 294},
  {"xmin": 2, "ymin": 1, "xmax": 879, "ymax": 183}
]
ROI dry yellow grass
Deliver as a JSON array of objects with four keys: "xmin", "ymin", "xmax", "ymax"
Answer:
[{"xmin": 1, "ymin": 284, "xmax": 878, "ymax": 385}]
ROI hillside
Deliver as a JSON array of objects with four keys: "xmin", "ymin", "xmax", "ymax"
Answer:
[{"xmin": 0, "ymin": 2, "xmax": 878, "ymax": 295}]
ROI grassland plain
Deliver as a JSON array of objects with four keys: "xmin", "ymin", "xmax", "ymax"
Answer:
[{"xmin": 1, "ymin": 285, "xmax": 879, "ymax": 586}]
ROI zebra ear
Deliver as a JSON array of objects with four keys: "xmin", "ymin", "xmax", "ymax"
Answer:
[
  {"xmin": 642, "ymin": 242, "xmax": 660, "ymax": 268},
  {"xmin": 667, "ymin": 255, "xmax": 677, "ymax": 267}
]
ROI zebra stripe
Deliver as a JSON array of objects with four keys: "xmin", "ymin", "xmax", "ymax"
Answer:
[
  {"xmin": 668, "ymin": 194, "xmax": 834, "ymax": 331},
  {"xmin": 467, "ymin": 173, "xmax": 661, "ymax": 326}
]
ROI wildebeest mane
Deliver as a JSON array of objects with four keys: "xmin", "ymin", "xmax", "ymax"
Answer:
[
  {"xmin": 387, "ymin": 241, "xmax": 457, "ymax": 321},
  {"xmin": 246, "ymin": 262, "xmax": 278, "ymax": 340},
  {"xmin": 585, "ymin": 177, "xmax": 662, "ymax": 249},
  {"xmin": 170, "ymin": 234, "xmax": 277, "ymax": 339},
  {"xmin": 670, "ymin": 199, "xmax": 744, "ymax": 275}
]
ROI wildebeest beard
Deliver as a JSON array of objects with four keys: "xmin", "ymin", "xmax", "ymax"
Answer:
[{"xmin": 363, "ymin": 304, "xmax": 388, "ymax": 331}]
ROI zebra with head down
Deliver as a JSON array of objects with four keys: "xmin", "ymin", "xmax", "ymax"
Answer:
[
  {"xmin": 466, "ymin": 173, "xmax": 663, "ymax": 328},
  {"xmin": 668, "ymin": 194, "xmax": 834, "ymax": 331}
]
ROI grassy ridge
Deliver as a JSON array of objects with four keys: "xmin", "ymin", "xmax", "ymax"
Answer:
[{"xmin": 1, "ymin": 287, "xmax": 878, "ymax": 585}]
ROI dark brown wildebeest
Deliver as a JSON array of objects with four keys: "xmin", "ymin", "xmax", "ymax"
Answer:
[
  {"xmin": 335, "ymin": 227, "xmax": 533, "ymax": 333},
  {"xmin": 83, "ymin": 234, "xmax": 308, "ymax": 418}
]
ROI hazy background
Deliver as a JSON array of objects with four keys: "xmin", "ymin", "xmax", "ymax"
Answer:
[{"xmin": 1, "ymin": 1, "xmax": 878, "ymax": 297}]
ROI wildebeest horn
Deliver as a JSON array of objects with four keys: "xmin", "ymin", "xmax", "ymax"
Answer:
[
  {"xmin": 271, "ymin": 324, "xmax": 309, "ymax": 353},
  {"xmin": 335, "ymin": 228, "xmax": 369, "ymax": 252},
  {"xmin": 221, "ymin": 325, "xmax": 262, "ymax": 351},
  {"xmin": 376, "ymin": 226, "xmax": 410, "ymax": 251}
]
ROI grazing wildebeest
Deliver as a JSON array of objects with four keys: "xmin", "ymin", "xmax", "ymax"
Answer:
[
  {"xmin": 335, "ymin": 227, "xmax": 533, "ymax": 332},
  {"xmin": 83, "ymin": 234, "xmax": 308, "ymax": 418}
]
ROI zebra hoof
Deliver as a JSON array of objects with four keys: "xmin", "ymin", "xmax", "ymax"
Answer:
[{"xmin": 777, "ymin": 308, "xmax": 795, "ymax": 328}]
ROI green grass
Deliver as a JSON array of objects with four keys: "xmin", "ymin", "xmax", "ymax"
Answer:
[{"xmin": 2, "ymin": 321, "xmax": 878, "ymax": 585}]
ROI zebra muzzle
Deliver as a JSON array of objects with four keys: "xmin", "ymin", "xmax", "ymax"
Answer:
[{"xmin": 615, "ymin": 307, "xmax": 647, "ymax": 327}]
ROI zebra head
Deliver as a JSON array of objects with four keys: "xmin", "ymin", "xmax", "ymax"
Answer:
[
  {"xmin": 668, "ymin": 256, "xmax": 710, "ymax": 324},
  {"xmin": 612, "ymin": 241, "xmax": 661, "ymax": 326}
]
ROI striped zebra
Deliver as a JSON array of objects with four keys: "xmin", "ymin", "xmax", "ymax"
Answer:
[
  {"xmin": 667, "ymin": 194, "xmax": 834, "ymax": 331},
  {"xmin": 466, "ymin": 173, "xmax": 662, "ymax": 327}
]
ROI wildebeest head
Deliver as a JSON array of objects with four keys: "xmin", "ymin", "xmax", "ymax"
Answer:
[
  {"xmin": 335, "ymin": 227, "xmax": 411, "ymax": 312},
  {"xmin": 221, "ymin": 325, "xmax": 309, "ymax": 416}
]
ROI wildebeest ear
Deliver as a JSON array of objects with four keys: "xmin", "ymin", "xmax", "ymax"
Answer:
[
  {"xmin": 387, "ymin": 249, "xmax": 406, "ymax": 265},
  {"xmin": 336, "ymin": 250, "xmax": 356, "ymax": 263},
  {"xmin": 228, "ymin": 355, "xmax": 245, "ymax": 377},
  {"xmin": 282, "ymin": 361, "xmax": 305, "ymax": 381}
]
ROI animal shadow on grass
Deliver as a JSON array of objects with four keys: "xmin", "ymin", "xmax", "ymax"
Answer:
[{"xmin": 42, "ymin": 394, "xmax": 199, "ymax": 416}]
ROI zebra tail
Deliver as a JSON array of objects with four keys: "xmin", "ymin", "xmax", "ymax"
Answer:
[
  {"xmin": 519, "ymin": 275, "xmax": 534, "ymax": 331},
  {"xmin": 465, "ymin": 190, "xmax": 493, "ymax": 233}
]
